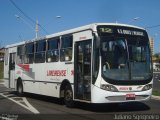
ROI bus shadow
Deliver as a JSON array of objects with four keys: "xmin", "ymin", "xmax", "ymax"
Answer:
[
  {"xmin": 74, "ymin": 102, "xmax": 151, "ymax": 113},
  {"xmin": 24, "ymin": 93, "xmax": 64, "ymax": 105},
  {"xmin": 23, "ymin": 93, "xmax": 150, "ymax": 113}
]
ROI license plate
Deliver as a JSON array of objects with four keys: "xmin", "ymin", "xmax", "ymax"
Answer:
[{"xmin": 126, "ymin": 93, "xmax": 135, "ymax": 100}]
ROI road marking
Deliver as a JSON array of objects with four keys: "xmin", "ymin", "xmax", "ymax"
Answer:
[
  {"xmin": 0, "ymin": 93, "xmax": 40, "ymax": 114},
  {"xmin": 22, "ymin": 97, "xmax": 40, "ymax": 114}
]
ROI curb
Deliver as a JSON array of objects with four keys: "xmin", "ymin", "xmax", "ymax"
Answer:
[
  {"xmin": 0, "ymin": 80, "xmax": 4, "ymax": 85},
  {"xmin": 152, "ymin": 95, "xmax": 160, "ymax": 100},
  {"xmin": 0, "ymin": 82, "xmax": 4, "ymax": 85}
]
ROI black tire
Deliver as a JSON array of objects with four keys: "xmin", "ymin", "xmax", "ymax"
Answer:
[
  {"xmin": 17, "ymin": 81, "xmax": 23, "ymax": 96},
  {"xmin": 64, "ymin": 85, "xmax": 74, "ymax": 108}
]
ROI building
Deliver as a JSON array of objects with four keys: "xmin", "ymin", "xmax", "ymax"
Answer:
[
  {"xmin": 0, "ymin": 47, "xmax": 5, "ymax": 62},
  {"xmin": 149, "ymin": 37, "xmax": 154, "ymax": 56}
]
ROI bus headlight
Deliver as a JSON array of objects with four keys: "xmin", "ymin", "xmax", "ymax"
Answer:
[
  {"xmin": 100, "ymin": 84, "xmax": 118, "ymax": 92},
  {"xmin": 142, "ymin": 84, "xmax": 152, "ymax": 91}
]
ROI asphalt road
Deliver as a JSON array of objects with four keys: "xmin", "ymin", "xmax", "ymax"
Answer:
[
  {"xmin": 0, "ymin": 74, "xmax": 160, "ymax": 120},
  {"xmin": 0, "ymin": 90, "xmax": 160, "ymax": 120}
]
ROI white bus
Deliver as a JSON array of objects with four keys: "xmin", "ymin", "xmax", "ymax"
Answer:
[{"xmin": 4, "ymin": 23, "xmax": 153, "ymax": 107}]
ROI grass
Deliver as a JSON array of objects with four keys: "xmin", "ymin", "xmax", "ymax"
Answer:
[
  {"xmin": 152, "ymin": 90, "xmax": 160, "ymax": 96},
  {"xmin": 0, "ymin": 62, "xmax": 4, "ymax": 80}
]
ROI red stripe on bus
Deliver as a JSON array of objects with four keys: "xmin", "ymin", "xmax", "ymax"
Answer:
[{"xmin": 18, "ymin": 64, "xmax": 30, "ymax": 72}]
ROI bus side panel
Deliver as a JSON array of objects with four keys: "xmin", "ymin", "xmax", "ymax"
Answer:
[
  {"xmin": 21, "ymin": 62, "xmax": 71, "ymax": 98},
  {"xmin": 39, "ymin": 82, "xmax": 60, "ymax": 97},
  {"xmin": 23, "ymin": 81, "xmax": 39, "ymax": 94},
  {"xmin": 45, "ymin": 62, "xmax": 73, "ymax": 97}
]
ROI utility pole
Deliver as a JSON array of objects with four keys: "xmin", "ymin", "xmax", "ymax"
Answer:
[{"xmin": 35, "ymin": 20, "xmax": 39, "ymax": 39}]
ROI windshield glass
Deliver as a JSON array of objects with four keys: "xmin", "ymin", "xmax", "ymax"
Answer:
[
  {"xmin": 101, "ymin": 36, "xmax": 152, "ymax": 81},
  {"xmin": 102, "ymin": 37, "xmax": 129, "ymax": 80}
]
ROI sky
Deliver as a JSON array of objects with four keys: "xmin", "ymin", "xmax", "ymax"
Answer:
[{"xmin": 0, "ymin": 0, "xmax": 160, "ymax": 53}]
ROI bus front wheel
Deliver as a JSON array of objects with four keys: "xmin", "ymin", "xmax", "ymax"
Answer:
[{"xmin": 64, "ymin": 85, "xmax": 74, "ymax": 107}]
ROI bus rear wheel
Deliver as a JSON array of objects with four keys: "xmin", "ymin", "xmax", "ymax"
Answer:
[{"xmin": 64, "ymin": 85, "xmax": 74, "ymax": 107}]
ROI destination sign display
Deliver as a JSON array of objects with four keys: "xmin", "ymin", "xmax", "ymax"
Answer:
[
  {"xmin": 97, "ymin": 25, "xmax": 146, "ymax": 37},
  {"xmin": 117, "ymin": 29, "xmax": 144, "ymax": 36},
  {"xmin": 99, "ymin": 28, "xmax": 113, "ymax": 33}
]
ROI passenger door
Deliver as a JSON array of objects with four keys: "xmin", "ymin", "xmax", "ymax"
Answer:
[
  {"xmin": 74, "ymin": 40, "xmax": 92, "ymax": 101},
  {"xmin": 9, "ymin": 53, "xmax": 16, "ymax": 88}
]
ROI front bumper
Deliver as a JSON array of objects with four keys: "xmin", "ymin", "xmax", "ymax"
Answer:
[{"xmin": 91, "ymin": 85, "xmax": 152, "ymax": 103}]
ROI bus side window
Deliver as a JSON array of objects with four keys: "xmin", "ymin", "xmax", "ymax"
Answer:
[
  {"xmin": 17, "ymin": 45, "xmax": 24, "ymax": 64},
  {"xmin": 24, "ymin": 43, "xmax": 34, "ymax": 64},
  {"xmin": 47, "ymin": 38, "xmax": 59, "ymax": 62},
  {"xmin": 9, "ymin": 53, "xmax": 16, "ymax": 70},
  {"xmin": 35, "ymin": 40, "xmax": 46, "ymax": 63},
  {"xmin": 60, "ymin": 35, "xmax": 73, "ymax": 61}
]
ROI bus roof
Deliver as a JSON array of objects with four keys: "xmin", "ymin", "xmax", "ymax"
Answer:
[
  {"xmin": 5, "ymin": 41, "xmax": 25, "ymax": 49},
  {"xmin": 46, "ymin": 23, "xmax": 145, "ymax": 38},
  {"xmin": 5, "ymin": 23, "xmax": 145, "ymax": 48}
]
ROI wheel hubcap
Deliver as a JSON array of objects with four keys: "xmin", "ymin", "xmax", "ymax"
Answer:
[{"xmin": 65, "ymin": 90, "xmax": 72, "ymax": 101}]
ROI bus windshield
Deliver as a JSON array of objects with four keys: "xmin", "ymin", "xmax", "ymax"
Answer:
[
  {"xmin": 101, "ymin": 36, "xmax": 152, "ymax": 81},
  {"xmin": 97, "ymin": 26, "xmax": 152, "ymax": 84}
]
